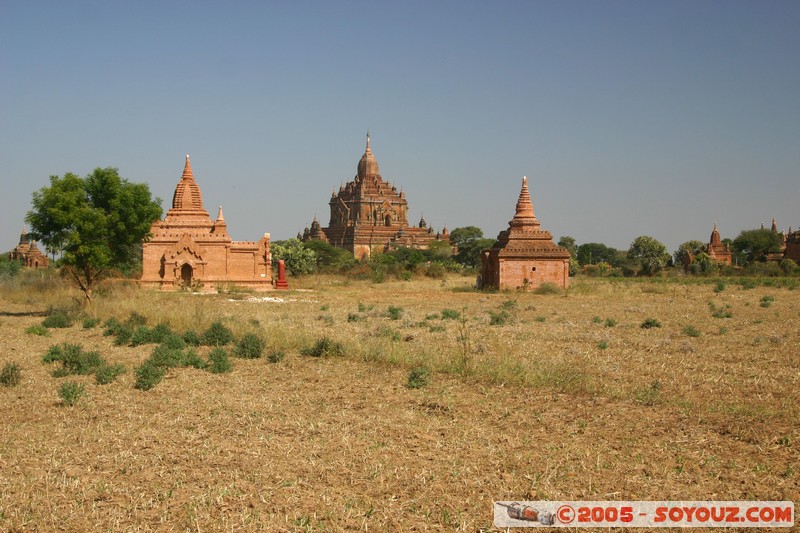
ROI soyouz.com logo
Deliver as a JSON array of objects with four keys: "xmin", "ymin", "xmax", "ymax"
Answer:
[{"xmin": 493, "ymin": 501, "xmax": 794, "ymax": 528}]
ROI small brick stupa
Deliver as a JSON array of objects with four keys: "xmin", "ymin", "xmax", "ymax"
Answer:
[
  {"xmin": 480, "ymin": 177, "xmax": 570, "ymax": 290},
  {"xmin": 302, "ymin": 133, "xmax": 448, "ymax": 260},
  {"xmin": 706, "ymin": 223, "xmax": 732, "ymax": 265},
  {"xmin": 141, "ymin": 155, "xmax": 272, "ymax": 291},
  {"xmin": 8, "ymin": 226, "xmax": 49, "ymax": 268}
]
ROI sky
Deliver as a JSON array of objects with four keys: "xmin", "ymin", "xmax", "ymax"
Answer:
[{"xmin": 2, "ymin": 1, "xmax": 798, "ymax": 255}]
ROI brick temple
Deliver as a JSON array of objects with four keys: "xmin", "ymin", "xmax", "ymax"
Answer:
[
  {"xmin": 301, "ymin": 134, "xmax": 448, "ymax": 260},
  {"xmin": 480, "ymin": 177, "xmax": 570, "ymax": 290},
  {"xmin": 141, "ymin": 155, "xmax": 272, "ymax": 291},
  {"xmin": 707, "ymin": 223, "xmax": 732, "ymax": 265},
  {"xmin": 8, "ymin": 227, "xmax": 49, "ymax": 268}
]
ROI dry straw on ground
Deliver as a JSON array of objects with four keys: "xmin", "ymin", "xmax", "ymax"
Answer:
[{"xmin": 0, "ymin": 273, "xmax": 798, "ymax": 531}]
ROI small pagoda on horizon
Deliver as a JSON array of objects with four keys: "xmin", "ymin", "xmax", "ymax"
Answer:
[{"xmin": 480, "ymin": 176, "xmax": 570, "ymax": 290}]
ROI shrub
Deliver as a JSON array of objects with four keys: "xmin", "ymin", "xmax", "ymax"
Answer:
[
  {"xmin": 25, "ymin": 324, "xmax": 50, "ymax": 336},
  {"xmin": 42, "ymin": 308, "xmax": 73, "ymax": 329},
  {"xmin": 441, "ymin": 309, "xmax": 461, "ymax": 320},
  {"xmin": 488, "ymin": 310, "xmax": 510, "ymax": 326},
  {"xmin": 682, "ymin": 325, "xmax": 701, "ymax": 338},
  {"xmin": 202, "ymin": 321, "xmax": 233, "ymax": 346},
  {"xmin": 0, "ymin": 363, "xmax": 22, "ymax": 387},
  {"xmin": 82, "ymin": 317, "xmax": 100, "ymax": 329},
  {"xmin": 267, "ymin": 350, "xmax": 286, "ymax": 363},
  {"xmin": 347, "ymin": 313, "xmax": 364, "ymax": 322},
  {"xmin": 597, "ymin": 341, "xmax": 609, "ymax": 350},
  {"xmin": 533, "ymin": 283, "xmax": 560, "ymax": 295},
  {"xmin": 58, "ymin": 381, "xmax": 85, "ymax": 406},
  {"xmin": 234, "ymin": 333, "xmax": 265, "ymax": 359},
  {"xmin": 709, "ymin": 302, "xmax": 733, "ymax": 318},
  {"xmin": 208, "ymin": 348, "xmax": 232, "ymax": 373},
  {"xmin": 635, "ymin": 380, "xmax": 662, "ymax": 406},
  {"xmin": 160, "ymin": 333, "xmax": 187, "ymax": 350},
  {"xmin": 760, "ymin": 295, "xmax": 775, "ymax": 308},
  {"xmin": 134, "ymin": 360, "xmax": 165, "ymax": 390},
  {"xmin": 182, "ymin": 330, "xmax": 201, "ymax": 346},
  {"xmin": 300, "ymin": 337, "xmax": 344, "ymax": 357},
  {"xmin": 534, "ymin": 315, "xmax": 547, "ymax": 323},
  {"xmin": 406, "ymin": 367, "xmax": 430, "ymax": 389},
  {"xmin": 592, "ymin": 316, "xmax": 602, "ymax": 324},
  {"xmin": 95, "ymin": 363, "xmax": 126, "ymax": 385},
  {"xmin": 640, "ymin": 318, "xmax": 662, "ymax": 329},
  {"xmin": 604, "ymin": 318, "xmax": 617, "ymax": 328},
  {"xmin": 127, "ymin": 312, "xmax": 148, "ymax": 327},
  {"xmin": 149, "ymin": 345, "xmax": 188, "ymax": 369},
  {"xmin": 386, "ymin": 306, "xmax": 403, "ymax": 320},
  {"xmin": 713, "ymin": 281, "xmax": 726, "ymax": 293},
  {"xmin": 42, "ymin": 343, "xmax": 105, "ymax": 376},
  {"xmin": 500, "ymin": 299, "xmax": 518, "ymax": 310},
  {"xmin": 183, "ymin": 349, "xmax": 207, "ymax": 369}
]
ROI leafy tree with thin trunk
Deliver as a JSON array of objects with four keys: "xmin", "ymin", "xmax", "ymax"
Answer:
[
  {"xmin": 628, "ymin": 235, "xmax": 670, "ymax": 275},
  {"xmin": 26, "ymin": 168, "xmax": 162, "ymax": 303},
  {"xmin": 674, "ymin": 240, "xmax": 705, "ymax": 267},
  {"xmin": 733, "ymin": 229, "xmax": 784, "ymax": 264}
]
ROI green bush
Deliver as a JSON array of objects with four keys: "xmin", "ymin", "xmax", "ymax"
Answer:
[
  {"xmin": 709, "ymin": 302, "xmax": 733, "ymax": 318},
  {"xmin": 234, "ymin": 333, "xmax": 265, "ymax": 359},
  {"xmin": 0, "ymin": 363, "xmax": 22, "ymax": 387},
  {"xmin": 202, "ymin": 321, "xmax": 234, "ymax": 346},
  {"xmin": 640, "ymin": 318, "xmax": 662, "ymax": 329},
  {"xmin": 134, "ymin": 360, "xmax": 165, "ymax": 390},
  {"xmin": 441, "ymin": 309, "xmax": 461, "ymax": 320},
  {"xmin": 82, "ymin": 317, "xmax": 101, "ymax": 329},
  {"xmin": 183, "ymin": 349, "xmax": 207, "ymax": 369},
  {"xmin": 406, "ymin": 367, "xmax": 430, "ymax": 389},
  {"xmin": 42, "ymin": 343, "xmax": 105, "ymax": 376},
  {"xmin": 42, "ymin": 308, "xmax": 73, "ymax": 329},
  {"xmin": 604, "ymin": 318, "xmax": 617, "ymax": 328},
  {"xmin": 592, "ymin": 316, "xmax": 602, "ymax": 324},
  {"xmin": 208, "ymin": 348, "xmax": 232, "ymax": 373},
  {"xmin": 25, "ymin": 324, "xmax": 50, "ymax": 336},
  {"xmin": 386, "ymin": 306, "xmax": 403, "ymax": 320},
  {"xmin": 347, "ymin": 313, "xmax": 364, "ymax": 322},
  {"xmin": 182, "ymin": 330, "xmax": 201, "ymax": 346},
  {"xmin": 533, "ymin": 283, "xmax": 560, "ymax": 295},
  {"xmin": 58, "ymin": 381, "xmax": 85, "ymax": 406},
  {"xmin": 267, "ymin": 350, "xmax": 286, "ymax": 363},
  {"xmin": 149, "ymin": 345, "xmax": 188, "ymax": 369},
  {"xmin": 127, "ymin": 312, "xmax": 148, "ymax": 327},
  {"xmin": 760, "ymin": 295, "xmax": 775, "ymax": 308},
  {"xmin": 488, "ymin": 310, "xmax": 510, "ymax": 326},
  {"xmin": 713, "ymin": 281, "xmax": 726, "ymax": 293},
  {"xmin": 597, "ymin": 341, "xmax": 609, "ymax": 350},
  {"xmin": 300, "ymin": 336, "xmax": 344, "ymax": 357},
  {"xmin": 682, "ymin": 325, "xmax": 701, "ymax": 337},
  {"xmin": 95, "ymin": 364, "xmax": 126, "ymax": 385},
  {"xmin": 159, "ymin": 333, "xmax": 187, "ymax": 350}
]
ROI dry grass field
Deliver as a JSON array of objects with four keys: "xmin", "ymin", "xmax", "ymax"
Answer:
[{"xmin": 0, "ymin": 272, "xmax": 798, "ymax": 531}]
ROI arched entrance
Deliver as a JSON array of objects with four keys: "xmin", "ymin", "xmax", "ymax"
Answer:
[{"xmin": 181, "ymin": 264, "xmax": 193, "ymax": 286}]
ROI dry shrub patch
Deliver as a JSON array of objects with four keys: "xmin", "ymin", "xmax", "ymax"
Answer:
[{"xmin": 1, "ymin": 275, "xmax": 798, "ymax": 530}]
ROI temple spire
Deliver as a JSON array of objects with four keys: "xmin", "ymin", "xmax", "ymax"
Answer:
[
  {"xmin": 366, "ymin": 131, "xmax": 371, "ymax": 152},
  {"xmin": 514, "ymin": 176, "xmax": 536, "ymax": 219},
  {"xmin": 182, "ymin": 154, "xmax": 194, "ymax": 181},
  {"xmin": 217, "ymin": 206, "xmax": 224, "ymax": 221}
]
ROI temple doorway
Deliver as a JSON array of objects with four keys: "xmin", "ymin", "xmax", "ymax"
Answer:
[{"xmin": 181, "ymin": 264, "xmax": 193, "ymax": 286}]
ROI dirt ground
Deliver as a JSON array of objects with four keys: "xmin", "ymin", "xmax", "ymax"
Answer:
[{"xmin": 0, "ymin": 276, "xmax": 797, "ymax": 531}]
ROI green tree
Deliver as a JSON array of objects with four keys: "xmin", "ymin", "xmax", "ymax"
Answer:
[
  {"xmin": 732, "ymin": 229, "xmax": 784, "ymax": 263},
  {"xmin": 628, "ymin": 236, "xmax": 670, "ymax": 275},
  {"xmin": 26, "ymin": 168, "xmax": 162, "ymax": 302},
  {"xmin": 301, "ymin": 239, "xmax": 356, "ymax": 272},
  {"xmin": 576, "ymin": 242, "xmax": 619, "ymax": 266},
  {"xmin": 557, "ymin": 236, "xmax": 577, "ymax": 257},
  {"xmin": 674, "ymin": 240, "xmax": 705, "ymax": 267},
  {"xmin": 271, "ymin": 239, "xmax": 317, "ymax": 275},
  {"xmin": 449, "ymin": 226, "xmax": 494, "ymax": 268}
]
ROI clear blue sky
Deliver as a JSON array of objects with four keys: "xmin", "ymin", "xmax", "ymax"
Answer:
[{"xmin": 2, "ymin": 1, "xmax": 798, "ymax": 255}]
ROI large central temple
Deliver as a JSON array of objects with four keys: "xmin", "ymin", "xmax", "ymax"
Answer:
[{"xmin": 302, "ymin": 134, "xmax": 447, "ymax": 260}]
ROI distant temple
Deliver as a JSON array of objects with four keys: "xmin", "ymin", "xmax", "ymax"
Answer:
[
  {"xmin": 480, "ymin": 177, "xmax": 570, "ymax": 290},
  {"xmin": 301, "ymin": 134, "xmax": 448, "ymax": 260},
  {"xmin": 707, "ymin": 223, "xmax": 732, "ymax": 265},
  {"xmin": 8, "ymin": 227, "xmax": 49, "ymax": 268},
  {"xmin": 141, "ymin": 155, "xmax": 272, "ymax": 291}
]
